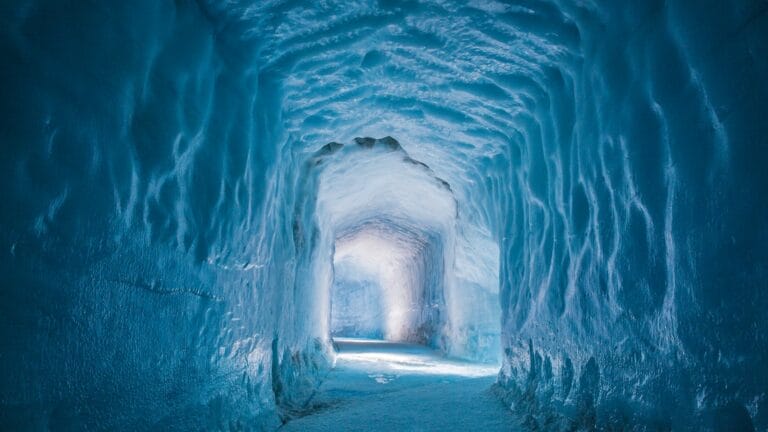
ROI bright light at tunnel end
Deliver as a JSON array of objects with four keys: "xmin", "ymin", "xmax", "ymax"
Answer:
[
  {"xmin": 333, "ymin": 338, "xmax": 498, "ymax": 377},
  {"xmin": 318, "ymin": 137, "xmax": 502, "ymax": 363}
]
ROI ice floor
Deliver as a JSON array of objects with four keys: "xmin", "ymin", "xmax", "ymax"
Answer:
[{"xmin": 279, "ymin": 338, "xmax": 519, "ymax": 431}]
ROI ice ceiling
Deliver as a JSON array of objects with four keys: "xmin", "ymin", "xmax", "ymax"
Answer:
[{"xmin": 1, "ymin": 0, "xmax": 767, "ymax": 430}]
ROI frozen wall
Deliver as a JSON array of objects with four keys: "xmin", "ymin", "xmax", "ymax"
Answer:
[
  {"xmin": 1, "ymin": 0, "xmax": 767, "ymax": 430},
  {"xmin": 0, "ymin": 1, "xmax": 298, "ymax": 429},
  {"xmin": 488, "ymin": 2, "xmax": 768, "ymax": 429}
]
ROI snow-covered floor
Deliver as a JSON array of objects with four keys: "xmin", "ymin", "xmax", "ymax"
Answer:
[{"xmin": 279, "ymin": 338, "xmax": 520, "ymax": 431}]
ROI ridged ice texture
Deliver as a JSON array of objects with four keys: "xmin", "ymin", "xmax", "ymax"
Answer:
[
  {"xmin": 0, "ymin": 2, "xmax": 289, "ymax": 429},
  {"xmin": 2, "ymin": 0, "xmax": 768, "ymax": 430}
]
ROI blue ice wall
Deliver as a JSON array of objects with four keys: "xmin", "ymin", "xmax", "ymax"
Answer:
[
  {"xmin": 0, "ymin": 1, "xmax": 300, "ymax": 429},
  {"xmin": 2, "ymin": 0, "xmax": 768, "ymax": 430},
  {"xmin": 490, "ymin": 2, "xmax": 768, "ymax": 429}
]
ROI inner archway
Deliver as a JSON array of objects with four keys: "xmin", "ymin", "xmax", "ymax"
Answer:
[
  {"xmin": 311, "ymin": 137, "xmax": 502, "ymax": 363},
  {"xmin": 330, "ymin": 223, "xmax": 436, "ymax": 342}
]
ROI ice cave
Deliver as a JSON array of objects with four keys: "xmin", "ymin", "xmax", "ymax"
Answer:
[{"xmin": 1, "ymin": 0, "xmax": 767, "ymax": 430}]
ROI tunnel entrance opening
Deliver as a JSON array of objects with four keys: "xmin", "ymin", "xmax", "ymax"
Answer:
[
  {"xmin": 309, "ymin": 136, "xmax": 502, "ymax": 364},
  {"xmin": 328, "ymin": 221, "xmax": 442, "ymax": 345},
  {"xmin": 329, "ymin": 232, "xmax": 397, "ymax": 341}
]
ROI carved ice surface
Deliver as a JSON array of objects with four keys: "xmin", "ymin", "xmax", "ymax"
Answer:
[{"xmin": 1, "ymin": 0, "xmax": 767, "ymax": 430}]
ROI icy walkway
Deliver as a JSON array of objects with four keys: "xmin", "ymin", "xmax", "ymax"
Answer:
[{"xmin": 279, "ymin": 338, "xmax": 520, "ymax": 432}]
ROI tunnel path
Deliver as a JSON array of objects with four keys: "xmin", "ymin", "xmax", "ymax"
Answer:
[{"xmin": 279, "ymin": 338, "xmax": 520, "ymax": 432}]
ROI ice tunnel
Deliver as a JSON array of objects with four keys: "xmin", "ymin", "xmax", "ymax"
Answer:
[{"xmin": 1, "ymin": 0, "xmax": 767, "ymax": 430}]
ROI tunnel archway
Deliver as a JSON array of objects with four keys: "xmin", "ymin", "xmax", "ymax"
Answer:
[
  {"xmin": 293, "ymin": 136, "xmax": 502, "ymax": 363},
  {"xmin": 329, "ymin": 221, "xmax": 443, "ymax": 343}
]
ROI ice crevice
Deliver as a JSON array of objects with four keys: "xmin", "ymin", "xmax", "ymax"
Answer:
[{"xmin": 0, "ymin": 0, "xmax": 767, "ymax": 430}]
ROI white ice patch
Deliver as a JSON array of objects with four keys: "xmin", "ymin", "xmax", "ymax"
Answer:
[{"xmin": 368, "ymin": 373, "xmax": 395, "ymax": 384}]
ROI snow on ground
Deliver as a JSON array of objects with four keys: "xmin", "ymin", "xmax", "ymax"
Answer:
[{"xmin": 279, "ymin": 338, "xmax": 519, "ymax": 431}]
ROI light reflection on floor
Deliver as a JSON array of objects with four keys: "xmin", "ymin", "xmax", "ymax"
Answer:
[
  {"xmin": 332, "ymin": 337, "xmax": 498, "ymax": 378},
  {"xmin": 279, "ymin": 337, "xmax": 517, "ymax": 431}
]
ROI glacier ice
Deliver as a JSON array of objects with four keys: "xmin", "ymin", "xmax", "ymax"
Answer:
[{"xmin": 1, "ymin": 0, "xmax": 767, "ymax": 430}]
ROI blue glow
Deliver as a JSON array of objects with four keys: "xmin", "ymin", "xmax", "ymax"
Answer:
[{"xmin": 0, "ymin": 0, "xmax": 766, "ymax": 430}]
